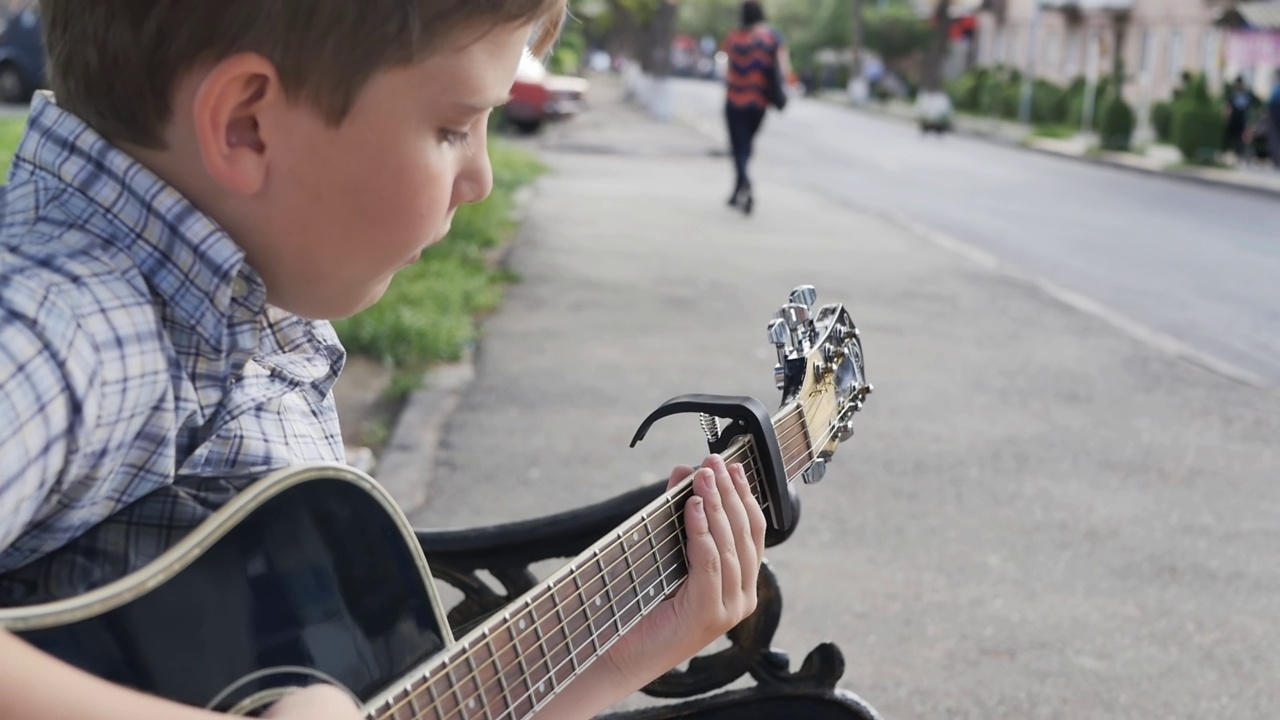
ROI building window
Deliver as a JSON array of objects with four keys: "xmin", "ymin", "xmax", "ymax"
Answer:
[
  {"xmin": 1065, "ymin": 29, "xmax": 1081, "ymax": 76},
  {"xmin": 1201, "ymin": 27, "xmax": 1221, "ymax": 80},
  {"xmin": 1043, "ymin": 31, "xmax": 1060, "ymax": 74},
  {"xmin": 1139, "ymin": 28, "xmax": 1154, "ymax": 79},
  {"xmin": 1168, "ymin": 29, "xmax": 1184, "ymax": 80},
  {"xmin": 1085, "ymin": 27, "xmax": 1101, "ymax": 78}
]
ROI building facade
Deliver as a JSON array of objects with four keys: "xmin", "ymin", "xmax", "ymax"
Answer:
[{"xmin": 976, "ymin": 0, "xmax": 1235, "ymax": 106}]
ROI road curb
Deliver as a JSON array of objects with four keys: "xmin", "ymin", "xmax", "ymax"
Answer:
[
  {"xmin": 844, "ymin": 102, "xmax": 1280, "ymax": 201},
  {"xmin": 371, "ymin": 181, "xmax": 539, "ymax": 514}
]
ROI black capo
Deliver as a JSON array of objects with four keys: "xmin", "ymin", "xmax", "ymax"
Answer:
[{"xmin": 630, "ymin": 394, "xmax": 796, "ymax": 536}]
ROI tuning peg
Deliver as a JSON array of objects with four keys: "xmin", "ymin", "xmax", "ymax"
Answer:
[
  {"xmin": 802, "ymin": 458, "xmax": 826, "ymax": 485},
  {"xmin": 789, "ymin": 285, "xmax": 817, "ymax": 309},
  {"xmin": 767, "ymin": 318, "xmax": 789, "ymax": 348},
  {"xmin": 777, "ymin": 303, "xmax": 809, "ymax": 329}
]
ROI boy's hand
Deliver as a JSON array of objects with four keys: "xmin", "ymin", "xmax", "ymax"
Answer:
[
  {"xmin": 602, "ymin": 454, "xmax": 768, "ymax": 683},
  {"xmin": 263, "ymin": 685, "xmax": 362, "ymax": 720}
]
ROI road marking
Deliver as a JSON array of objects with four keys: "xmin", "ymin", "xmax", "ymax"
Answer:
[{"xmin": 883, "ymin": 211, "xmax": 1271, "ymax": 391}]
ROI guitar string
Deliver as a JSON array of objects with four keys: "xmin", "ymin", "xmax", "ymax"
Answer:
[
  {"xmin": 377, "ymin": 441, "xmax": 785, "ymax": 720},
  {"xmin": 384, "ymin": 409, "xmax": 846, "ymax": 720},
  {"xmin": 384, "ymin": 415, "xmax": 840, "ymax": 720},
  {"xmin": 385, "ymin": 413, "xmax": 814, "ymax": 714},
  {"xmin": 423, "ymin": 417, "xmax": 850, "ymax": 720},
  {"xmin": 409, "ymin": 535, "xmax": 703, "ymax": 720},
  {"xmin": 385, "ymin": 423, "xmax": 830, "ymax": 720}
]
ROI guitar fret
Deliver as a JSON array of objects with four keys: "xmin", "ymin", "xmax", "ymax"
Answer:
[
  {"xmin": 550, "ymin": 583, "xmax": 579, "ymax": 676},
  {"xmin": 527, "ymin": 597, "xmax": 552, "ymax": 696},
  {"xmin": 508, "ymin": 612, "xmax": 539, "ymax": 718},
  {"xmin": 444, "ymin": 663, "xmax": 465, "ymax": 718},
  {"xmin": 521, "ymin": 597, "xmax": 551, "ymax": 706},
  {"xmin": 594, "ymin": 553, "xmax": 624, "ymax": 638},
  {"xmin": 644, "ymin": 514, "xmax": 665, "ymax": 601},
  {"xmin": 463, "ymin": 646, "xmax": 492, "ymax": 720},
  {"xmin": 406, "ymin": 682, "xmax": 424, "ymax": 720},
  {"xmin": 572, "ymin": 571, "xmax": 602, "ymax": 656},
  {"xmin": 387, "ymin": 690, "xmax": 411, "ymax": 720},
  {"xmin": 624, "ymin": 530, "xmax": 642, "ymax": 624},
  {"xmin": 426, "ymin": 676, "xmax": 444, "ymax": 720},
  {"xmin": 534, "ymin": 588, "xmax": 573, "ymax": 691},
  {"xmin": 603, "ymin": 535, "xmax": 641, "ymax": 632},
  {"xmin": 484, "ymin": 630, "xmax": 513, "ymax": 718}
]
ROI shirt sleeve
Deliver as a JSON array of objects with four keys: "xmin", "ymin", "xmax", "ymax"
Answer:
[{"xmin": 0, "ymin": 306, "xmax": 78, "ymax": 554}]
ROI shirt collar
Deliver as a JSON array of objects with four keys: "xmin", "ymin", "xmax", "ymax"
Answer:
[{"xmin": 11, "ymin": 92, "xmax": 267, "ymax": 353}]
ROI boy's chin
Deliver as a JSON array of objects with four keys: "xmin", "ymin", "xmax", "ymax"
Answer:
[{"xmin": 285, "ymin": 280, "xmax": 394, "ymax": 321}]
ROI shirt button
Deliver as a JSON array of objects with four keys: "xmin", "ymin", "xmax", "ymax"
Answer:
[{"xmin": 231, "ymin": 278, "xmax": 250, "ymax": 298}]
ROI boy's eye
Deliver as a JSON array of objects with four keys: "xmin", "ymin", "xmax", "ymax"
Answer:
[{"xmin": 440, "ymin": 128, "xmax": 472, "ymax": 147}]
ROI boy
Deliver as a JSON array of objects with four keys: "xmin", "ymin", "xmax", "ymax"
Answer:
[{"xmin": 0, "ymin": 3, "xmax": 766, "ymax": 719}]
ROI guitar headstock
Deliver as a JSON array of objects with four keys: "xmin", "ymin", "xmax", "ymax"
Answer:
[{"xmin": 768, "ymin": 285, "xmax": 872, "ymax": 484}]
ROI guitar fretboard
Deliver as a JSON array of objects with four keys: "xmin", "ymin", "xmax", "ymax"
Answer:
[{"xmin": 370, "ymin": 404, "xmax": 814, "ymax": 720}]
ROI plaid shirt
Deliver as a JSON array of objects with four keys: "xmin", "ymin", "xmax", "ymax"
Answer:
[{"xmin": 0, "ymin": 94, "xmax": 346, "ymax": 604}]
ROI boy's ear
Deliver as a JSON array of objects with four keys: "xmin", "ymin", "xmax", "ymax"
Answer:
[{"xmin": 191, "ymin": 53, "xmax": 279, "ymax": 196}]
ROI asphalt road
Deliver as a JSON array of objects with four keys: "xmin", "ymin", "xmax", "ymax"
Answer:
[{"xmin": 673, "ymin": 79, "xmax": 1280, "ymax": 390}]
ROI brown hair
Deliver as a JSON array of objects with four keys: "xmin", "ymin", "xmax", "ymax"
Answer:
[{"xmin": 42, "ymin": 0, "xmax": 567, "ymax": 148}]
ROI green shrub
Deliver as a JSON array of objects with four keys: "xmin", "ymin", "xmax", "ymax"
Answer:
[
  {"xmin": 1169, "ymin": 74, "xmax": 1223, "ymax": 164},
  {"xmin": 946, "ymin": 68, "xmax": 988, "ymax": 112},
  {"xmin": 1097, "ymin": 95, "xmax": 1135, "ymax": 150},
  {"xmin": 1030, "ymin": 79, "xmax": 1067, "ymax": 124},
  {"xmin": 1151, "ymin": 101, "xmax": 1174, "ymax": 143},
  {"xmin": 1171, "ymin": 104, "xmax": 1224, "ymax": 165}
]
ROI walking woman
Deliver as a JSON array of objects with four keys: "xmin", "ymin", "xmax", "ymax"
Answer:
[{"xmin": 721, "ymin": 1, "xmax": 789, "ymax": 215}]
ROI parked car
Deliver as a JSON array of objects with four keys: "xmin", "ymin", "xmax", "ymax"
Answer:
[
  {"xmin": 0, "ymin": 1, "xmax": 44, "ymax": 104},
  {"xmin": 503, "ymin": 50, "xmax": 588, "ymax": 134}
]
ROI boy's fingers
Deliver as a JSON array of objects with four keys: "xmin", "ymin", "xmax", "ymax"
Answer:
[
  {"xmin": 682, "ymin": 477, "xmax": 719, "ymax": 599},
  {"xmin": 667, "ymin": 464, "xmax": 695, "ymax": 491},
  {"xmin": 731, "ymin": 460, "xmax": 767, "ymax": 558},
  {"xmin": 711, "ymin": 460, "xmax": 754, "ymax": 595},
  {"xmin": 696, "ymin": 463, "xmax": 742, "ymax": 608},
  {"xmin": 725, "ymin": 462, "xmax": 762, "ymax": 595}
]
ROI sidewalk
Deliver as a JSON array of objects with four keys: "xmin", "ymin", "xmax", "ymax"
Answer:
[
  {"xmin": 405, "ymin": 82, "xmax": 1280, "ymax": 718},
  {"xmin": 837, "ymin": 95, "xmax": 1280, "ymax": 199}
]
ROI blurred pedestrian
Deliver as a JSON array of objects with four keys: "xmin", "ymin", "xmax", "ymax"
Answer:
[
  {"xmin": 721, "ymin": 1, "xmax": 789, "ymax": 215},
  {"xmin": 1223, "ymin": 76, "xmax": 1257, "ymax": 163},
  {"xmin": 1269, "ymin": 69, "xmax": 1280, "ymax": 169}
]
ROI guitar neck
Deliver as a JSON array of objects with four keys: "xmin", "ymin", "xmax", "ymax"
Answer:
[{"xmin": 368, "ymin": 403, "xmax": 815, "ymax": 720}]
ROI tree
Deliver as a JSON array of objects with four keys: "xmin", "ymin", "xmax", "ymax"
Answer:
[
  {"xmin": 864, "ymin": 3, "xmax": 932, "ymax": 65},
  {"xmin": 850, "ymin": 0, "xmax": 866, "ymax": 78},
  {"xmin": 678, "ymin": 0, "xmax": 738, "ymax": 39},
  {"xmin": 919, "ymin": 0, "xmax": 952, "ymax": 92}
]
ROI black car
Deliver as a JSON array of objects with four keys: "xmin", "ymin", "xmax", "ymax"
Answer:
[{"xmin": 0, "ymin": 1, "xmax": 44, "ymax": 104}]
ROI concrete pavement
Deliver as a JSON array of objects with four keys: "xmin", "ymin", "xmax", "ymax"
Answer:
[{"xmin": 406, "ymin": 83, "xmax": 1280, "ymax": 718}]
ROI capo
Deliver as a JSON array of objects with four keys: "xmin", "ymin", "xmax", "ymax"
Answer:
[{"xmin": 629, "ymin": 394, "xmax": 795, "ymax": 534}]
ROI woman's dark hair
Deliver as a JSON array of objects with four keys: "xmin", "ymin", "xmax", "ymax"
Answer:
[{"xmin": 742, "ymin": 1, "xmax": 765, "ymax": 26}]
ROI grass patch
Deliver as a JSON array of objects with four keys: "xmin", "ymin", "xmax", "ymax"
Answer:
[
  {"xmin": 0, "ymin": 115, "xmax": 28, "ymax": 180},
  {"xmin": 1031, "ymin": 124, "xmax": 1077, "ymax": 140},
  {"xmin": 331, "ymin": 141, "xmax": 546, "ymax": 368}
]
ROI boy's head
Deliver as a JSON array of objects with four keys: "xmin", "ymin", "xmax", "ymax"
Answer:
[{"xmin": 42, "ymin": 1, "xmax": 566, "ymax": 320}]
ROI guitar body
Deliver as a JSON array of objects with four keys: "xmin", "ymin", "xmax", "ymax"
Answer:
[{"xmin": 2, "ymin": 465, "xmax": 451, "ymax": 715}]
